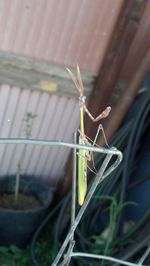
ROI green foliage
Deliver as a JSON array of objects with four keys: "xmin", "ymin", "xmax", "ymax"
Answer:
[
  {"xmin": 36, "ymin": 240, "xmax": 54, "ymax": 266},
  {"xmin": 0, "ymin": 245, "xmax": 31, "ymax": 266},
  {"xmin": 22, "ymin": 112, "xmax": 37, "ymax": 138},
  {"xmin": 0, "ymin": 223, "xmax": 54, "ymax": 266},
  {"xmin": 90, "ymin": 195, "xmax": 137, "ymax": 264}
]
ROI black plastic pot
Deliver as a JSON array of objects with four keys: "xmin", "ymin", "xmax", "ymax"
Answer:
[{"xmin": 0, "ymin": 176, "xmax": 53, "ymax": 248}]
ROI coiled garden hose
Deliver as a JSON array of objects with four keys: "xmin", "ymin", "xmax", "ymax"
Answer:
[
  {"xmin": 30, "ymin": 193, "xmax": 71, "ymax": 266},
  {"xmin": 74, "ymin": 88, "xmax": 150, "ymax": 265},
  {"xmin": 30, "ymin": 83, "xmax": 150, "ymax": 266}
]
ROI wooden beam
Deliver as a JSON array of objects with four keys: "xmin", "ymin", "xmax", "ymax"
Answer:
[
  {"xmin": 84, "ymin": 0, "xmax": 147, "ymax": 140},
  {"xmin": 0, "ymin": 51, "xmax": 95, "ymax": 97},
  {"xmin": 98, "ymin": 45, "xmax": 150, "ymax": 146}
]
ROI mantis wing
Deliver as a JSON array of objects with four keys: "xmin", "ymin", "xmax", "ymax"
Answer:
[{"xmin": 78, "ymin": 136, "xmax": 87, "ymax": 206}]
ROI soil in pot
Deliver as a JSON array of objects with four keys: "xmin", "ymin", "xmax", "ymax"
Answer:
[
  {"xmin": 0, "ymin": 176, "xmax": 53, "ymax": 247},
  {"xmin": 0, "ymin": 193, "xmax": 42, "ymax": 210}
]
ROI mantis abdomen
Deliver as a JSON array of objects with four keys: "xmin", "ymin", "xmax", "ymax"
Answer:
[{"xmin": 78, "ymin": 136, "xmax": 87, "ymax": 206}]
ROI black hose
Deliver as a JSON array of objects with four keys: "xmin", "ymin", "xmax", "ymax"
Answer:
[
  {"xmin": 30, "ymin": 194, "xmax": 71, "ymax": 266},
  {"xmin": 30, "ymin": 80, "xmax": 150, "ymax": 266},
  {"xmin": 72, "ymin": 86, "xmax": 150, "ymax": 265}
]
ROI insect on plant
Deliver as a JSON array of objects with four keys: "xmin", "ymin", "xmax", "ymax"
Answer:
[{"xmin": 67, "ymin": 65, "xmax": 111, "ymax": 206}]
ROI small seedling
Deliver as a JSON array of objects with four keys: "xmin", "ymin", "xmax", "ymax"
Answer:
[{"xmin": 14, "ymin": 112, "xmax": 37, "ymax": 203}]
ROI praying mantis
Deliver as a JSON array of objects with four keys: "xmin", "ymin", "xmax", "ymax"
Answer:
[{"xmin": 67, "ymin": 65, "xmax": 111, "ymax": 206}]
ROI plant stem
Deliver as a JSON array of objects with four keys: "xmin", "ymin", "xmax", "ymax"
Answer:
[
  {"xmin": 14, "ymin": 143, "xmax": 27, "ymax": 203},
  {"xmin": 14, "ymin": 112, "xmax": 37, "ymax": 204},
  {"xmin": 14, "ymin": 163, "xmax": 20, "ymax": 204}
]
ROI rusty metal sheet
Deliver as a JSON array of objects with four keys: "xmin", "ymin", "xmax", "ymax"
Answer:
[{"xmin": 0, "ymin": 0, "xmax": 124, "ymax": 73}]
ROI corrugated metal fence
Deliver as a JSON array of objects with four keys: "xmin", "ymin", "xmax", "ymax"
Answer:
[
  {"xmin": 0, "ymin": 85, "xmax": 79, "ymax": 185},
  {"xmin": 0, "ymin": 0, "xmax": 124, "ymax": 73}
]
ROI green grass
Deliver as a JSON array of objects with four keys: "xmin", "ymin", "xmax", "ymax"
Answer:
[
  {"xmin": 0, "ymin": 245, "xmax": 31, "ymax": 266},
  {"xmin": 0, "ymin": 224, "xmax": 54, "ymax": 266}
]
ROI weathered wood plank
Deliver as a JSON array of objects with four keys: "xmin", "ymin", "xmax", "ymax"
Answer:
[
  {"xmin": 84, "ymin": 0, "xmax": 147, "ymax": 140},
  {"xmin": 0, "ymin": 51, "xmax": 95, "ymax": 97}
]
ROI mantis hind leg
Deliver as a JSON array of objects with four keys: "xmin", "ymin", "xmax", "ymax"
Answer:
[{"xmin": 96, "ymin": 123, "xmax": 110, "ymax": 148}]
